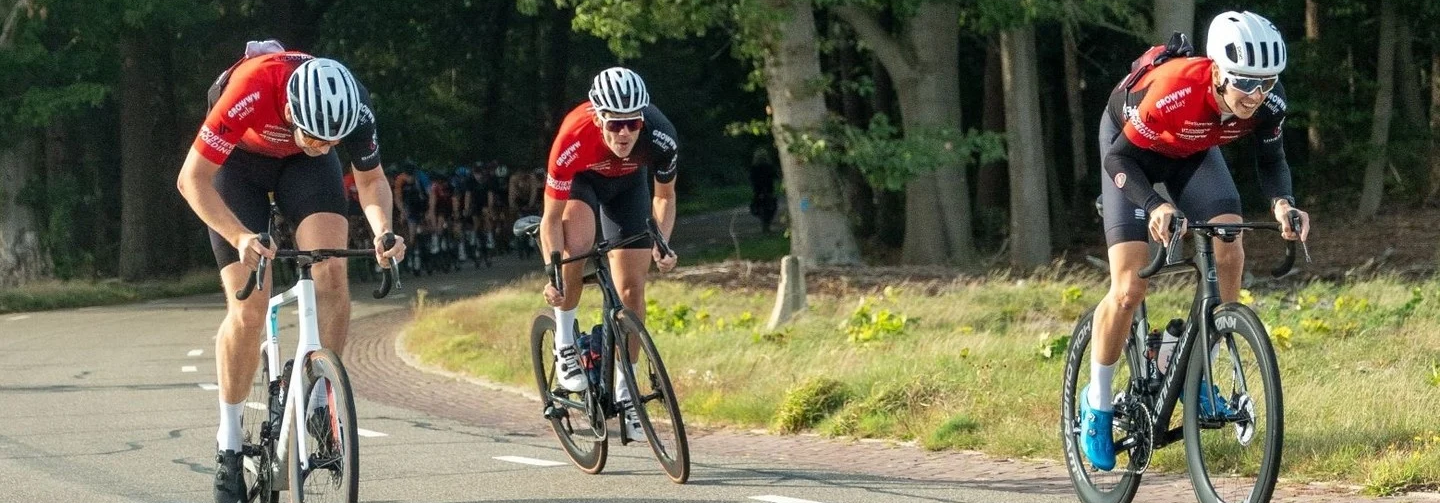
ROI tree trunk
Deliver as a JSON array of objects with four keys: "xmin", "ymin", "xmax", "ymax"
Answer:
[
  {"xmin": 836, "ymin": 2, "xmax": 975, "ymax": 266},
  {"xmin": 1304, "ymin": 0, "xmax": 1325, "ymax": 157},
  {"xmin": 1357, "ymin": 0, "xmax": 1396, "ymax": 219},
  {"xmin": 1152, "ymin": 0, "xmax": 1195, "ymax": 43},
  {"xmin": 975, "ymin": 40, "xmax": 1006, "ymax": 214},
  {"xmin": 118, "ymin": 30, "xmax": 181, "ymax": 279},
  {"xmin": 542, "ymin": 4, "xmax": 572, "ymax": 132},
  {"xmin": 0, "ymin": 138, "xmax": 49, "ymax": 287},
  {"xmin": 760, "ymin": 0, "xmax": 861, "ymax": 265},
  {"xmin": 1395, "ymin": 21, "xmax": 1423, "ymax": 129},
  {"xmin": 1001, "ymin": 26, "xmax": 1051, "ymax": 267},
  {"xmin": 831, "ymin": 20, "xmax": 876, "ymax": 238},
  {"xmin": 1426, "ymin": 52, "xmax": 1440, "ymax": 203},
  {"xmin": 1062, "ymin": 19, "xmax": 1088, "ymax": 226},
  {"xmin": 480, "ymin": 2, "xmax": 513, "ymax": 145}
]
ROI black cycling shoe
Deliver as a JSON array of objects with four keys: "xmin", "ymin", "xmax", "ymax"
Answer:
[{"xmin": 214, "ymin": 449, "xmax": 245, "ymax": 503}]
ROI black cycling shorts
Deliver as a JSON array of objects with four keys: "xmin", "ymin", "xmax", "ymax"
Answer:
[
  {"xmin": 1098, "ymin": 111, "xmax": 1241, "ymax": 246},
  {"xmin": 571, "ymin": 169, "xmax": 653, "ymax": 250},
  {"xmin": 207, "ymin": 149, "xmax": 346, "ymax": 268}
]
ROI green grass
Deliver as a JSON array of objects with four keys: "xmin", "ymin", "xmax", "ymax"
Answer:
[
  {"xmin": 687, "ymin": 232, "xmax": 790, "ymax": 265},
  {"xmin": 404, "ymin": 270, "xmax": 1440, "ymax": 493},
  {"xmin": 0, "ymin": 271, "xmax": 221, "ymax": 314},
  {"xmin": 676, "ymin": 185, "xmax": 752, "ymax": 217}
]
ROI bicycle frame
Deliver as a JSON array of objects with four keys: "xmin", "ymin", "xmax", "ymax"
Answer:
[{"xmin": 260, "ymin": 261, "xmax": 325, "ymax": 486}]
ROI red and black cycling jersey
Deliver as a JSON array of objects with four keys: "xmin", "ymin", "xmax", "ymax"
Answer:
[
  {"xmin": 1103, "ymin": 57, "xmax": 1292, "ymax": 212},
  {"xmin": 195, "ymin": 51, "xmax": 382, "ymax": 171},
  {"xmin": 545, "ymin": 102, "xmax": 679, "ymax": 200}
]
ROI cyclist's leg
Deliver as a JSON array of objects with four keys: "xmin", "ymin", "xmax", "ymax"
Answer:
[
  {"xmin": 276, "ymin": 152, "xmax": 350, "ymax": 354},
  {"xmin": 598, "ymin": 172, "xmax": 652, "ymax": 431},
  {"xmin": 1173, "ymin": 147, "xmax": 1244, "ymax": 304},
  {"xmin": 206, "ymin": 152, "xmax": 280, "ymax": 502}
]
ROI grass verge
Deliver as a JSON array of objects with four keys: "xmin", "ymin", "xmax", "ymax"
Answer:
[
  {"xmin": 676, "ymin": 185, "xmax": 752, "ymax": 217},
  {"xmin": 0, "ymin": 271, "xmax": 221, "ymax": 314},
  {"xmin": 404, "ymin": 269, "xmax": 1440, "ymax": 493}
]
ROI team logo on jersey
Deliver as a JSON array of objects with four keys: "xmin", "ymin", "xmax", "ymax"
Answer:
[
  {"xmin": 199, "ymin": 125, "xmax": 235, "ymax": 155},
  {"xmin": 546, "ymin": 175, "xmax": 570, "ymax": 192},
  {"xmin": 1114, "ymin": 173, "xmax": 1127, "ymax": 189},
  {"xmin": 1155, "ymin": 87, "xmax": 1192, "ymax": 113},
  {"xmin": 556, "ymin": 141, "xmax": 581, "ymax": 168},
  {"xmin": 650, "ymin": 129, "xmax": 676, "ymax": 151},
  {"xmin": 226, "ymin": 91, "xmax": 261, "ymax": 119}
]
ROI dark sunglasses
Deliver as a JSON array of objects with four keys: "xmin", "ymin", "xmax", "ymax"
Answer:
[
  {"xmin": 295, "ymin": 125, "xmax": 340, "ymax": 147},
  {"xmin": 1224, "ymin": 73, "xmax": 1278, "ymax": 94},
  {"xmin": 602, "ymin": 117, "xmax": 645, "ymax": 133}
]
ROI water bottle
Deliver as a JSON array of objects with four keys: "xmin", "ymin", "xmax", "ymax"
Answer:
[
  {"xmin": 1145, "ymin": 329, "xmax": 1163, "ymax": 377},
  {"xmin": 1156, "ymin": 319, "xmax": 1183, "ymax": 375}
]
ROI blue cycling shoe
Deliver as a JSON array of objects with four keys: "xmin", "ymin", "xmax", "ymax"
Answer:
[
  {"xmin": 1079, "ymin": 384, "xmax": 1117, "ymax": 471},
  {"xmin": 1195, "ymin": 381, "xmax": 1233, "ymax": 417}
]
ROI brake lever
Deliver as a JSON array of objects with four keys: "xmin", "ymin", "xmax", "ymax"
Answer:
[{"xmin": 1288, "ymin": 210, "xmax": 1311, "ymax": 263}]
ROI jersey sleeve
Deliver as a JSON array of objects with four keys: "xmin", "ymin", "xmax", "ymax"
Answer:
[
  {"xmin": 545, "ymin": 116, "xmax": 585, "ymax": 200},
  {"xmin": 1254, "ymin": 82, "xmax": 1294, "ymax": 203},
  {"xmin": 192, "ymin": 68, "xmax": 263, "ymax": 165},
  {"xmin": 339, "ymin": 84, "xmax": 382, "ymax": 171},
  {"xmin": 642, "ymin": 106, "xmax": 679, "ymax": 184},
  {"xmin": 1119, "ymin": 82, "xmax": 1181, "ymax": 152}
]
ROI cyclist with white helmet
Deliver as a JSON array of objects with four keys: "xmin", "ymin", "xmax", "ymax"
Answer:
[
  {"xmin": 175, "ymin": 43, "xmax": 405, "ymax": 503},
  {"xmin": 1080, "ymin": 11, "xmax": 1311, "ymax": 471},
  {"xmin": 539, "ymin": 67, "xmax": 680, "ymax": 442}
]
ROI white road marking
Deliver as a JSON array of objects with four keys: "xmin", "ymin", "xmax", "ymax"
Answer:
[
  {"xmin": 199, "ymin": 384, "xmax": 220, "ymax": 391},
  {"xmin": 245, "ymin": 402, "xmax": 266, "ymax": 411},
  {"xmin": 4, "ymin": 315, "xmax": 30, "ymax": 321},
  {"xmin": 493, "ymin": 456, "xmax": 565, "ymax": 467},
  {"xmin": 181, "ymin": 366, "xmax": 198, "ymax": 373},
  {"xmin": 357, "ymin": 429, "xmax": 388, "ymax": 438},
  {"xmin": 751, "ymin": 497, "xmax": 828, "ymax": 503},
  {"xmin": 187, "ymin": 349, "xmax": 204, "ymax": 356}
]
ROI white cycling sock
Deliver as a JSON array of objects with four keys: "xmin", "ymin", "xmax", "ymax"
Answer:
[
  {"xmin": 1088, "ymin": 360, "xmax": 1116, "ymax": 412},
  {"xmin": 615, "ymin": 363, "xmax": 637, "ymax": 404},
  {"xmin": 555, "ymin": 308, "xmax": 577, "ymax": 347},
  {"xmin": 309, "ymin": 378, "xmax": 329, "ymax": 413},
  {"xmin": 217, "ymin": 400, "xmax": 245, "ymax": 452}
]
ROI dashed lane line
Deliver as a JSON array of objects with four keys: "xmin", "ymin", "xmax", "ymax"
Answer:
[
  {"xmin": 188, "ymin": 349, "xmax": 204, "ymax": 356},
  {"xmin": 493, "ymin": 456, "xmax": 565, "ymax": 467},
  {"xmin": 750, "ymin": 496, "xmax": 828, "ymax": 503},
  {"xmin": 182, "ymin": 366, "xmax": 198, "ymax": 373}
]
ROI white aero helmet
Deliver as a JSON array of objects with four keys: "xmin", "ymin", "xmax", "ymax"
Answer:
[
  {"xmin": 287, "ymin": 57, "xmax": 362, "ymax": 141},
  {"xmin": 1206, "ymin": 11, "xmax": 1286, "ymax": 76},
  {"xmin": 588, "ymin": 67, "xmax": 650, "ymax": 114}
]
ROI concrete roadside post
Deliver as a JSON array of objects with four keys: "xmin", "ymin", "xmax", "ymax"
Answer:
[{"xmin": 766, "ymin": 255, "xmax": 806, "ymax": 330}]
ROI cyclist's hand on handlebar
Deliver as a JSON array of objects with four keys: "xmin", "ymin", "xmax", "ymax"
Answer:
[
  {"xmin": 374, "ymin": 233, "xmax": 406, "ymax": 267},
  {"xmin": 237, "ymin": 233, "xmax": 276, "ymax": 270},
  {"xmin": 653, "ymin": 245, "xmax": 677, "ymax": 273},
  {"xmin": 1148, "ymin": 203, "xmax": 1186, "ymax": 244},
  {"xmin": 1272, "ymin": 201, "xmax": 1310, "ymax": 242},
  {"xmin": 543, "ymin": 282, "xmax": 563, "ymax": 307}
]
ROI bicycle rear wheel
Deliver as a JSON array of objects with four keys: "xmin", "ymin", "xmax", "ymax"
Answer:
[
  {"xmin": 614, "ymin": 309, "xmax": 690, "ymax": 483},
  {"xmin": 1060, "ymin": 308, "xmax": 1144, "ymax": 503},
  {"xmin": 1183, "ymin": 303, "xmax": 1283, "ymax": 503},
  {"xmin": 529, "ymin": 310, "xmax": 608, "ymax": 473},
  {"xmin": 288, "ymin": 349, "xmax": 359, "ymax": 503},
  {"xmin": 242, "ymin": 346, "xmax": 281, "ymax": 503}
]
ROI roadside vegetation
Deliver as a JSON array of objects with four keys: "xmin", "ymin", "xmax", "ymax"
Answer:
[{"xmin": 0, "ymin": 271, "xmax": 219, "ymax": 314}]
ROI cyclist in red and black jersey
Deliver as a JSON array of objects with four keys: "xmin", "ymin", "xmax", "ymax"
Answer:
[
  {"xmin": 539, "ymin": 67, "xmax": 679, "ymax": 442},
  {"xmin": 1080, "ymin": 12, "xmax": 1312, "ymax": 472},
  {"xmin": 174, "ymin": 42, "xmax": 405, "ymax": 503}
]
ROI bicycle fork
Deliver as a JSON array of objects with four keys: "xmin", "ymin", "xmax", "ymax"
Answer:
[{"xmin": 271, "ymin": 276, "xmax": 323, "ymax": 484}]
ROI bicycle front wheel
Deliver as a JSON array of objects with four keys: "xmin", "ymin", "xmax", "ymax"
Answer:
[
  {"xmin": 614, "ymin": 309, "xmax": 690, "ymax": 484},
  {"xmin": 529, "ymin": 310, "xmax": 608, "ymax": 473},
  {"xmin": 242, "ymin": 346, "xmax": 281, "ymax": 503},
  {"xmin": 1060, "ymin": 308, "xmax": 1143, "ymax": 503},
  {"xmin": 288, "ymin": 349, "xmax": 359, "ymax": 503},
  {"xmin": 1183, "ymin": 303, "xmax": 1283, "ymax": 503}
]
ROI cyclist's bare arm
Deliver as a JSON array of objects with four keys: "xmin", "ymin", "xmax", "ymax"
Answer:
[
  {"xmin": 176, "ymin": 147, "xmax": 262, "ymax": 254},
  {"xmin": 352, "ymin": 165, "xmax": 395, "ymax": 238},
  {"xmin": 538, "ymin": 195, "xmax": 567, "ymax": 259},
  {"xmin": 652, "ymin": 178, "xmax": 677, "ymax": 243}
]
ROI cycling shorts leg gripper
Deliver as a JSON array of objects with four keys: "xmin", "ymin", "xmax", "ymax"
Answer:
[
  {"xmin": 208, "ymin": 150, "xmax": 285, "ymax": 269},
  {"xmin": 273, "ymin": 152, "xmax": 347, "ymax": 231}
]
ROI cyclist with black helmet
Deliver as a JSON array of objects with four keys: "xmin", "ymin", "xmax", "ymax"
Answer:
[
  {"xmin": 175, "ymin": 44, "xmax": 405, "ymax": 503},
  {"xmin": 539, "ymin": 67, "xmax": 680, "ymax": 443},
  {"xmin": 1080, "ymin": 12, "xmax": 1311, "ymax": 472}
]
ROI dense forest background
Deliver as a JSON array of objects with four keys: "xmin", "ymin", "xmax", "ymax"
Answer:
[{"xmin": 1, "ymin": 0, "xmax": 1435, "ymax": 285}]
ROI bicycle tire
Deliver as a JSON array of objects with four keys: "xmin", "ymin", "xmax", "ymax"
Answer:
[
  {"xmin": 288, "ymin": 349, "xmax": 359, "ymax": 503},
  {"xmin": 242, "ymin": 346, "xmax": 281, "ymax": 503},
  {"xmin": 1183, "ymin": 303, "xmax": 1283, "ymax": 503},
  {"xmin": 1060, "ymin": 308, "xmax": 1143, "ymax": 503},
  {"xmin": 614, "ymin": 309, "xmax": 690, "ymax": 483},
  {"xmin": 529, "ymin": 310, "xmax": 608, "ymax": 473}
]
